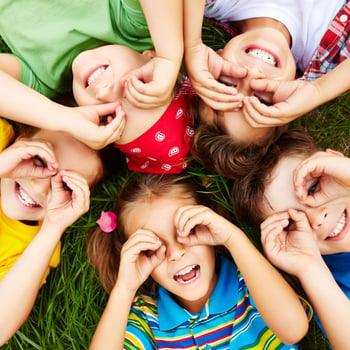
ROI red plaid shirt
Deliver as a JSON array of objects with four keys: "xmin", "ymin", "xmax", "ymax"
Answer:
[{"xmin": 302, "ymin": 1, "xmax": 350, "ymax": 80}]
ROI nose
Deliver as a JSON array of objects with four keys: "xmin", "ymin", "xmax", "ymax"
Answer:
[
  {"xmin": 236, "ymin": 66, "xmax": 265, "ymax": 96},
  {"xmin": 306, "ymin": 206, "xmax": 328, "ymax": 229},
  {"xmin": 166, "ymin": 242, "xmax": 186, "ymax": 262},
  {"xmin": 29, "ymin": 177, "xmax": 51, "ymax": 199},
  {"xmin": 96, "ymin": 82, "xmax": 117, "ymax": 102}
]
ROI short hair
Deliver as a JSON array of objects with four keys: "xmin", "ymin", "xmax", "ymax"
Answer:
[
  {"xmin": 191, "ymin": 114, "xmax": 287, "ymax": 179},
  {"xmin": 231, "ymin": 127, "xmax": 322, "ymax": 227}
]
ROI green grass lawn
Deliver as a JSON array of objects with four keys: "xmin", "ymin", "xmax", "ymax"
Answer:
[{"xmin": 2, "ymin": 22, "xmax": 350, "ymax": 350}]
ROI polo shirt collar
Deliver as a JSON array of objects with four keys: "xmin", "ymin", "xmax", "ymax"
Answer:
[{"xmin": 158, "ymin": 256, "xmax": 238, "ymax": 331}]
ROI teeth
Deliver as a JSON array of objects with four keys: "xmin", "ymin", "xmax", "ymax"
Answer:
[
  {"xmin": 16, "ymin": 184, "xmax": 39, "ymax": 207},
  {"xmin": 247, "ymin": 48, "xmax": 276, "ymax": 66},
  {"xmin": 176, "ymin": 265, "xmax": 196, "ymax": 277},
  {"xmin": 87, "ymin": 66, "xmax": 108, "ymax": 86},
  {"xmin": 174, "ymin": 265, "xmax": 199, "ymax": 285},
  {"xmin": 329, "ymin": 212, "xmax": 346, "ymax": 238}
]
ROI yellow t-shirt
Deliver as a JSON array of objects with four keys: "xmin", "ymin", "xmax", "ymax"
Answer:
[
  {"xmin": 0, "ymin": 203, "xmax": 61, "ymax": 284},
  {"xmin": 0, "ymin": 118, "xmax": 14, "ymax": 151}
]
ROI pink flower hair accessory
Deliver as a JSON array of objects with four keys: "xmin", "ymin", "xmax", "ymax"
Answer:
[{"xmin": 96, "ymin": 211, "xmax": 117, "ymax": 233}]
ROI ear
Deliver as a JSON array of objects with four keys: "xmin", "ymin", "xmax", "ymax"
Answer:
[
  {"xmin": 142, "ymin": 49, "xmax": 156, "ymax": 60},
  {"xmin": 325, "ymin": 148, "xmax": 344, "ymax": 157}
]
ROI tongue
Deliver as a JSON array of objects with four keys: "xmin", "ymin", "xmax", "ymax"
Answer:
[{"xmin": 180, "ymin": 268, "xmax": 196, "ymax": 282}]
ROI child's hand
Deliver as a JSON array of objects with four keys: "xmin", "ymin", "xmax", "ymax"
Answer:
[
  {"xmin": 117, "ymin": 230, "xmax": 165, "ymax": 293},
  {"xmin": 123, "ymin": 56, "xmax": 179, "ymax": 109},
  {"xmin": 0, "ymin": 139, "xmax": 58, "ymax": 178},
  {"xmin": 69, "ymin": 102, "xmax": 126, "ymax": 149},
  {"xmin": 175, "ymin": 205, "xmax": 237, "ymax": 247},
  {"xmin": 185, "ymin": 42, "xmax": 246, "ymax": 110},
  {"xmin": 294, "ymin": 149, "xmax": 350, "ymax": 206},
  {"xmin": 261, "ymin": 209, "xmax": 322, "ymax": 278},
  {"xmin": 242, "ymin": 78, "xmax": 319, "ymax": 127},
  {"xmin": 44, "ymin": 170, "xmax": 90, "ymax": 230}
]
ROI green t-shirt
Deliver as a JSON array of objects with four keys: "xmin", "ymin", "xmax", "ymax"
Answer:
[{"xmin": 0, "ymin": 0, "xmax": 154, "ymax": 98}]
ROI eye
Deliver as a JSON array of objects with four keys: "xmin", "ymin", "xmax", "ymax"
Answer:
[
  {"xmin": 254, "ymin": 94, "xmax": 273, "ymax": 106},
  {"xmin": 285, "ymin": 218, "xmax": 296, "ymax": 232},
  {"xmin": 63, "ymin": 182, "xmax": 72, "ymax": 192},
  {"xmin": 143, "ymin": 250, "xmax": 155, "ymax": 257},
  {"xmin": 307, "ymin": 180, "xmax": 320, "ymax": 196},
  {"xmin": 32, "ymin": 155, "xmax": 47, "ymax": 168},
  {"xmin": 218, "ymin": 79, "xmax": 236, "ymax": 88}
]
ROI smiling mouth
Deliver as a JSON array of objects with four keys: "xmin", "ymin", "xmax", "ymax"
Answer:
[
  {"xmin": 174, "ymin": 265, "xmax": 199, "ymax": 284},
  {"xmin": 246, "ymin": 48, "xmax": 277, "ymax": 66},
  {"xmin": 15, "ymin": 182, "xmax": 40, "ymax": 208},
  {"xmin": 86, "ymin": 65, "xmax": 109, "ymax": 87},
  {"xmin": 327, "ymin": 210, "xmax": 346, "ymax": 239}
]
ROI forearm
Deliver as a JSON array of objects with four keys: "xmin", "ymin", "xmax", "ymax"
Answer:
[
  {"xmin": 184, "ymin": 0, "xmax": 205, "ymax": 49},
  {"xmin": 311, "ymin": 57, "xmax": 350, "ymax": 106},
  {"xmin": 0, "ymin": 222, "xmax": 63, "ymax": 345},
  {"xmin": 139, "ymin": 0, "xmax": 183, "ymax": 63},
  {"xmin": 225, "ymin": 231, "xmax": 308, "ymax": 344},
  {"xmin": 298, "ymin": 262, "xmax": 350, "ymax": 349},
  {"xmin": 89, "ymin": 283, "xmax": 136, "ymax": 350},
  {"xmin": 0, "ymin": 70, "xmax": 71, "ymax": 132}
]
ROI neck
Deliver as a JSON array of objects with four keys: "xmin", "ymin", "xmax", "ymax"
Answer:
[{"xmin": 239, "ymin": 17, "xmax": 291, "ymax": 47}]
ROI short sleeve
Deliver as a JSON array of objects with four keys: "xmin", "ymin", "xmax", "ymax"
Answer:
[
  {"xmin": 0, "ymin": 118, "xmax": 14, "ymax": 151},
  {"xmin": 124, "ymin": 311, "xmax": 157, "ymax": 350}
]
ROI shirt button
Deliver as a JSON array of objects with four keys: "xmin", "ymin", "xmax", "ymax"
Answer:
[{"xmin": 340, "ymin": 14, "xmax": 348, "ymax": 23}]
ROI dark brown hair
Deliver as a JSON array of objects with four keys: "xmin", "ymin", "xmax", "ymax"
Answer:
[
  {"xmin": 87, "ymin": 172, "xmax": 227, "ymax": 294},
  {"xmin": 191, "ymin": 112, "xmax": 287, "ymax": 179},
  {"xmin": 231, "ymin": 127, "xmax": 322, "ymax": 227}
]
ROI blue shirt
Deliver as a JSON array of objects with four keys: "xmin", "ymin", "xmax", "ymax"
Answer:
[{"xmin": 124, "ymin": 256, "xmax": 298, "ymax": 349}]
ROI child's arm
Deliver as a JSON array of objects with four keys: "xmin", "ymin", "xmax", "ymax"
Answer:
[
  {"xmin": 183, "ymin": 0, "xmax": 246, "ymax": 111},
  {"xmin": 0, "ymin": 170, "xmax": 90, "ymax": 345},
  {"xmin": 89, "ymin": 230, "xmax": 165, "ymax": 350},
  {"xmin": 0, "ymin": 69, "xmax": 125, "ymax": 150},
  {"xmin": 175, "ymin": 205, "xmax": 309, "ymax": 345},
  {"xmin": 294, "ymin": 149, "xmax": 350, "ymax": 205},
  {"xmin": 261, "ymin": 209, "xmax": 350, "ymax": 349},
  {"xmin": 243, "ymin": 57, "xmax": 350, "ymax": 127},
  {"xmin": 123, "ymin": 0, "xmax": 183, "ymax": 109}
]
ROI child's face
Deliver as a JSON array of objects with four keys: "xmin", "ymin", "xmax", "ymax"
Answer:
[
  {"xmin": 124, "ymin": 189, "xmax": 217, "ymax": 314},
  {"xmin": 1, "ymin": 130, "xmax": 102, "ymax": 222},
  {"xmin": 262, "ymin": 155, "xmax": 350, "ymax": 255},
  {"xmin": 72, "ymin": 45, "xmax": 151, "ymax": 106},
  {"xmin": 208, "ymin": 27, "xmax": 296, "ymax": 144}
]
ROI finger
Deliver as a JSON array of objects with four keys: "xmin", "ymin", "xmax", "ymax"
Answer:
[
  {"xmin": 250, "ymin": 78, "xmax": 280, "ymax": 93},
  {"xmin": 124, "ymin": 79, "xmax": 161, "ymax": 109},
  {"xmin": 175, "ymin": 205, "xmax": 206, "ymax": 235},
  {"xmin": 94, "ymin": 102, "xmax": 120, "ymax": 118},
  {"xmin": 221, "ymin": 60, "xmax": 247, "ymax": 79},
  {"xmin": 288, "ymin": 209, "xmax": 311, "ymax": 232},
  {"xmin": 260, "ymin": 212, "xmax": 289, "ymax": 231}
]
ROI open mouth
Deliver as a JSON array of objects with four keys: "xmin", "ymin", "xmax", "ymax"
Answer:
[
  {"xmin": 327, "ymin": 210, "xmax": 347, "ymax": 239},
  {"xmin": 15, "ymin": 182, "xmax": 40, "ymax": 208},
  {"xmin": 86, "ymin": 65, "xmax": 109, "ymax": 87},
  {"xmin": 246, "ymin": 48, "xmax": 277, "ymax": 67},
  {"xmin": 174, "ymin": 265, "xmax": 200, "ymax": 284}
]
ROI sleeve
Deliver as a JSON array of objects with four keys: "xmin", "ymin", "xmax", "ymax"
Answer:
[
  {"xmin": 124, "ymin": 310, "xmax": 157, "ymax": 350},
  {"xmin": 15, "ymin": 54, "xmax": 57, "ymax": 98},
  {"xmin": 0, "ymin": 118, "xmax": 14, "ymax": 151}
]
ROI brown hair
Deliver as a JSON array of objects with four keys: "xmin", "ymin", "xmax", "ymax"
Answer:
[
  {"xmin": 87, "ymin": 172, "xmax": 226, "ymax": 294},
  {"xmin": 231, "ymin": 127, "xmax": 322, "ymax": 227},
  {"xmin": 191, "ymin": 112, "xmax": 287, "ymax": 179}
]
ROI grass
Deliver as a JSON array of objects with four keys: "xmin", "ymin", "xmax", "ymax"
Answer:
[{"xmin": 2, "ymin": 21, "xmax": 350, "ymax": 350}]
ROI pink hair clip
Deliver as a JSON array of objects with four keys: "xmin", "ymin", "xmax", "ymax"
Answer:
[{"xmin": 96, "ymin": 211, "xmax": 117, "ymax": 233}]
